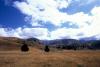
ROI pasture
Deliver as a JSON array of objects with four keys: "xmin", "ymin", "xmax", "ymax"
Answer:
[{"xmin": 0, "ymin": 48, "xmax": 100, "ymax": 67}]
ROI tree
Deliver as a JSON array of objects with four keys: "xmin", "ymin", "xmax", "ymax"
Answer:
[
  {"xmin": 92, "ymin": 41, "xmax": 100, "ymax": 49},
  {"xmin": 21, "ymin": 42, "xmax": 29, "ymax": 52},
  {"xmin": 44, "ymin": 45, "xmax": 50, "ymax": 52}
]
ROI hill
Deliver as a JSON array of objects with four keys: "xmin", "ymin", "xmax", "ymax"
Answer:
[
  {"xmin": 0, "ymin": 36, "xmax": 100, "ymax": 51},
  {"xmin": 0, "ymin": 37, "xmax": 42, "ymax": 51},
  {"xmin": 41, "ymin": 39, "xmax": 100, "ymax": 50}
]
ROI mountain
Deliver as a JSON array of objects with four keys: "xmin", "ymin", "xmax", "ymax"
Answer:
[
  {"xmin": 26, "ymin": 38, "xmax": 43, "ymax": 49},
  {"xmin": 41, "ymin": 39, "xmax": 100, "ymax": 50},
  {"xmin": 0, "ymin": 36, "xmax": 100, "ymax": 51},
  {"xmin": 0, "ymin": 37, "xmax": 42, "ymax": 51},
  {"xmin": 42, "ymin": 39, "xmax": 80, "ymax": 45}
]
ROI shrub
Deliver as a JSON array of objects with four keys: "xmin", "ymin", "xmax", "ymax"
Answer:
[
  {"xmin": 21, "ymin": 43, "xmax": 29, "ymax": 52},
  {"xmin": 44, "ymin": 45, "xmax": 50, "ymax": 52}
]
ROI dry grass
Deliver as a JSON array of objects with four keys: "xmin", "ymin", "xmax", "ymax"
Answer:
[{"xmin": 0, "ymin": 47, "xmax": 100, "ymax": 67}]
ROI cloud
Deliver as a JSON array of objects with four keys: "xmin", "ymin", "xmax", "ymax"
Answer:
[
  {"xmin": 50, "ymin": 27, "xmax": 81, "ymax": 39},
  {"xmin": 13, "ymin": 0, "xmax": 100, "ymax": 40},
  {"xmin": 0, "ymin": 0, "xmax": 100, "ymax": 40},
  {"xmin": 49, "ymin": 6, "xmax": 100, "ymax": 40},
  {"xmin": 21, "ymin": 27, "xmax": 49, "ymax": 39},
  {"xmin": 13, "ymin": 0, "xmax": 70, "ymax": 26},
  {"xmin": 0, "ymin": 28, "xmax": 8, "ymax": 37},
  {"xmin": 0, "ymin": 6, "xmax": 100, "ymax": 40},
  {"xmin": 0, "ymin": 27, "xmax": 49, "ymax": 40},
  {"xmin": 15, "ymin": 5, "xmax": 100, "ymax": 40},
  {"xmin": 13, "ymin": 0, "xmax": 95, "ymax": 27}
]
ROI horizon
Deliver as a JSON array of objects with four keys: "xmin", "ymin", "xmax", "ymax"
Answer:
[
  {"xmin": 0, "ymin": 36, "xmax": 99, "ymax": 41},
  {"xmin": 0, "ymin": 0, "xmax": 100, "ymax": 40}
]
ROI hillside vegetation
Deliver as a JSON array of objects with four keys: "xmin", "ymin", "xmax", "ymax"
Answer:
[
  {"xmin": 0, "ymin": 37, "xmax": 42, "ymax": 51},
  {"xmin": 42, "ymin": 39, "xmax": 100, "ymax": 50}
]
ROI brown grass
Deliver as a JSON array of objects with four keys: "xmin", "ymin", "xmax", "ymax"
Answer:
[{"xmin": 0, "ymin": 47, "xmax": 100, "ymax": 67}]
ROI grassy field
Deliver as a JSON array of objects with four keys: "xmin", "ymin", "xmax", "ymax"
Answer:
[{"xmin": 0, "ymin": 47, "xmax": 100, "ymax": 67}]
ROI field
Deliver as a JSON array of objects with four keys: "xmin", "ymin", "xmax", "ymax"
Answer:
[{"xmin": 0, "ymin": 47, "xmax": 100, "ymax": 67}]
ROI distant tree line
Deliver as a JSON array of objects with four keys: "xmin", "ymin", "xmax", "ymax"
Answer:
[{"xmin": 55, "ymin": 41, "xmax": 100, "ymax": 50}]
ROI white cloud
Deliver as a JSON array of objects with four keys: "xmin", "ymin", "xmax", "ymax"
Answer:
[
  {"xmin": 13, "ymin": 0, "xmax": 94, "ymax": 27},
  {"xmin": 35, "ymin": 6, "xmax": 100, "ymax": 40},
  {"xmin": 13, "ymin": 1, "xmax": 33, "ymax": 15},
  {"xmin": 1, "ymin": 5, "xmax": 100, "ymax": 40},
  {"xmin": 1, "ymin": 0, "xmax": 99, "ymax": 40},
  {"xmin": 13, "ymin": 0, "xmax": 70, "ymax": 26},
  {"xmin": 0, "ymin": 28, "xmax": 8, "ymax": 37},
  {"xmin": 66, "ymin": 12, "xmax": 92, "ymax": 28},
  {"xmin": 21, "ymin": 27, "xmax": 49, "ymax": 39},
  {"xmin": 49, "ymin": 6, "xmax": 100, "ymax": 40},
  {"xmin": 50, "ymin": 27, "xmax": 81, "ymax": 39},
  {"xmin": 0, "ymin": 27, "xmax": 49, "ymax": 40},
  {"xmin": 56, "ymin": 0, "xmax": 69, "ymax": 9}
]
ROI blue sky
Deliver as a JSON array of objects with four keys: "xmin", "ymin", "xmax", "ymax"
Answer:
[
  {"xmin": 0, "ymin": 0, "xmax": 26, "ymax": 28},
  {"xmin": 0, "ymin": 0, "xmax": 100, "ymax": 40}
]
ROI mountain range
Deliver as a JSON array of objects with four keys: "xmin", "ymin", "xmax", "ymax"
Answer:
[{"xmin": 0, "ymin": 37, "xmax": 100, "ymax": 50}]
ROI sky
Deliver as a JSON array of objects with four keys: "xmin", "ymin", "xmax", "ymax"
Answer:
[{"xmin": 0, "ymin": 0, "xmax": 100, "ymax": 40}]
